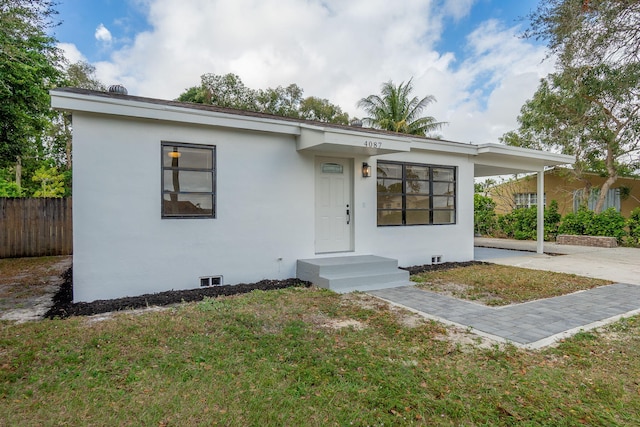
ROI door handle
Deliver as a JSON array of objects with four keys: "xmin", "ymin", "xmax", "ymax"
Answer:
[{"xmin": 346, "ymin": 204, "xmax": 350, "ymax": 225}]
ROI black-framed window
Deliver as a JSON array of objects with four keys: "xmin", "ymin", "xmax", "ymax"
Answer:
[
  {"xmin": 377, "ymin": 161, "xmax": 456, "ymax": 226},
  {"xmin": 161, "ymin": 142, "xmax": 216, "ymax": 218}
]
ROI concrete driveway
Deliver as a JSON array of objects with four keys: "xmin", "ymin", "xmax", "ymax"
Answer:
[{"xmin": 475, "ymin": 237, "xmax": 640, "ymax": 285}]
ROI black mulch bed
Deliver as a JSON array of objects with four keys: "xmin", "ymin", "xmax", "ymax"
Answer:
[
  {"xmin": 44, "ymin": 261, "xmax": 483, "ymax": 319},
  {"xmin": 44, "ymin": 268, "xmax": 311, "ymax": 319}
]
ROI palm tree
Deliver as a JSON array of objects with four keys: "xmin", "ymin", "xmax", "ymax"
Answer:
[{"xmin": 357, "ymin": 78, "xmax": 446, "ymax": 136}]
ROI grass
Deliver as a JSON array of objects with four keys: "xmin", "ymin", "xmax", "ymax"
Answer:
[
  {"xmin": 1, "ymin": 257, "xmax": 638, "ymax": 425},
  {"xmin": 2, "ymin": 285, "xmax": 640, "ymax": 426},
  {"xmin": 412, "ymin": 264, "xmax": 612, "ymax": 306}
]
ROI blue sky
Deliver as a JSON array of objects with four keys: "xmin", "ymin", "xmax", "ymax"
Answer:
[
  {"xmin": 55, "ymin": 0, "xmax": 150, "ymax": 63},
  {"xmin": 436, "ymin": 1, "xmax": 538, "ymax": 59},
  {"xmin": 53, "ymin": 0, "xmax": 553, "ymax": 144}
]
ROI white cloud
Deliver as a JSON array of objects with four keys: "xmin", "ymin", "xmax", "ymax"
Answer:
[
  {"xmin": 95, "ymin": 23, "xmax": 113, "ymax": 44},
  {"xmin": 57, "ymin": 42, "xmax": 86, "ymax": 64},
  {"xmin": 441, "ymin": 0, "xmax": 475, "ymax": 21},
  {"xmin": 84, "ymin": 0, "xmax": 553, "ymax": 144},
  {"xmin": 438, "ymin": 20, "xmax": 556, "ymax": 143}
]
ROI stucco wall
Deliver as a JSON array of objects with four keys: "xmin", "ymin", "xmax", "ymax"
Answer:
[
  {"xmin": 73, "ymin": 114, "xmax": 316, "ymax": 301},
  {"xmin": 72, "ymin": 113, "xmax": 475, "ymax": 302}
]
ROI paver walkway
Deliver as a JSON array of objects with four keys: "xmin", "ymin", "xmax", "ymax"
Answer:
[
  {"xmin": 369, "ymin": 240, "xmax": 640, "ymax": 349},
  {"xmin": 370, "ymin": 283, "xmax": 640, "ymax": 349}
]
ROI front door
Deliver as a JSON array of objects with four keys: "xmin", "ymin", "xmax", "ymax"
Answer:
[{"xmin": 315, "ymin": 157, "xmax": 353, "ymax": 253}]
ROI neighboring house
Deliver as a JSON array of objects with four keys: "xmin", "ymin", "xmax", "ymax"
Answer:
[
  {"xmin": 490, "ymin": 168, "xmax": 640, "ymax": 216},
  {"xmin": 50, "ymin": 88, "xmax": 572, "ymax": 302}
]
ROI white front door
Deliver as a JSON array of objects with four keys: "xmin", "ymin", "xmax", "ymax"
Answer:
[{"xmin": 315, "ymin": 157, "xmax": 353, "ymax": 253}]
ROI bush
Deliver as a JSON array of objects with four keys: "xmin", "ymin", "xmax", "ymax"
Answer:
[
  {"xmin": 0, "ymin": 179, "xmax": 23, "ymax": 197},
  {"xmin": 495, "ymin": 201, "xmax": 561, "ymax": 241},
  {"xmin": 474, "ymin": 194, "xmax": 496, "ymax": 236},
  {"xmin": 544, "ymin": 200, "xmax": 561, "ymax": 240},
  {"xmin": 559, "ymin": 207, "xmax": 627, "ymax": 243},
  {"xmin": 0, "ymin": 170, "xmax": 23, "ymax": 197},
  {"xmin": 558, "ymin": 208, "xmax": 594, "ymax": 236},
  {"xmin": 626, "ymin": 207, "xmax": 640, "ymax": 246},
  {"xmin": 497, "ymin": 207, "xmax": 537, "ymax": 240},
  {"xmin": 591, "ymin": 208, "xmax": 627, "ymax": 242}
]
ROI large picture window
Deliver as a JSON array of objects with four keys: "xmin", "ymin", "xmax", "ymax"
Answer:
[
  {"xmin": 162, "ymin": 142, "xmax": 216, "ymax": 218},
  {"xmin": 377, "ymin": 161, "xmax": 456, "ymax": 226}
]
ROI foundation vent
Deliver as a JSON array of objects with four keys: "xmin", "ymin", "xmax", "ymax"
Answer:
[
  {"xmin": 200, "ymin": 276, "xmax": 223, "ymax": 287},
  {"xmin": 431, "ymin": 255, "xmax": 443, "ymax": 264}
]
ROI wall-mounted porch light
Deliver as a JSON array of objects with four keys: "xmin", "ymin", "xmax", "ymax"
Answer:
[
  {"xmin": 362, "ymin": 162, "xmax": 372, "ymax": 178},
  {"xmin": 167, "ymin": 148, "xmax": 181, "ymax": 158}
]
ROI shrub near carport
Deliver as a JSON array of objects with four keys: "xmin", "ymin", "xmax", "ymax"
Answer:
[
  {"xmin": 559, "ymin": 207, "xmax": 627, "ymax": 243},
  {"xmin": 626, "ymin": 207, "xmax": 640, "ymax": 246},
  {"xmin": 493, "ymin": 201, "xmax": 561, "ymax": 241}
]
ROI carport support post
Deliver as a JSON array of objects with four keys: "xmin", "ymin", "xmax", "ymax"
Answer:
[{"xmin": 537, "ymin": 169, "xmax": 544, "ymax": 254}]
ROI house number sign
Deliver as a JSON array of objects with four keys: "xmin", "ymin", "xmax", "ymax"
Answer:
[{"xmin": 364, "ymin": 140, "xmax": 383, "ymax": 148}]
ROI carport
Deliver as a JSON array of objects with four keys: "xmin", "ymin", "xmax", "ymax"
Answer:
[{"xmin": 472, "ymin": 144, "xmax": 574, "ymax": 254}]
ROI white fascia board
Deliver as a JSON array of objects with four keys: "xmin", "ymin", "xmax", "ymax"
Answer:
[
  {"xmin": 409, "ymin": 138, "xmax": 478, "ymax": 155},
  {"xmin": 475, "ymin": 156, "xmax": 549, "ymax": 172},
  {"xmin": 50, "ymin": 90, "xmax": 301, "ymax": 136},
  {"xmin": 476, "ymin": 143, "xmax": 574, "ymax": 165}
]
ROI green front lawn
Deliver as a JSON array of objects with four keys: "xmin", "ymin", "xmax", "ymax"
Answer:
[{"xmin": 2, "ymin": 283, "xmax": 639, "ymax": 426}]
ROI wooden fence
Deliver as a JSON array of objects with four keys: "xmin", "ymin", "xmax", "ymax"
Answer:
[{"xmin": 0, "ymin": 198, "xmax": 72, "ymax": 258}]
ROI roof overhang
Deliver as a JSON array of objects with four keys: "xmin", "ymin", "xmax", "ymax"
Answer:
[
  {"xmin": 50, "ymin": 88, "xmax": 302, "ymax": 136},
  {"xmin": 473, "ymin": 143, "xmax": 574, "ymax": 177},
  {"xmin": 296, "ymin": 126, "xmax": 412, "ymax": 155},
  {"xmin": 296, "ymin": 126, "xmax": 484, "ymax": 157}
]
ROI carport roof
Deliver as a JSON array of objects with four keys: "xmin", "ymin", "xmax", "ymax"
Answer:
[{"xmin": 473, "ymin": 143, "xmax": 574, "ymax": 177}]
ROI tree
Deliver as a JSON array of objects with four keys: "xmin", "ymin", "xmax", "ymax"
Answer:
[
  {"xmin": 474, "ymin": 178, "xmax": 497, "ymax": 195},
  {"xmin": 256, "ymin": 84, "xmax": 303, "ymax": 118},
  {"xmin": 31, "ymin": 165, "xmax": 64, "ymax": 197},
  {"xmin": 300, "ymin": 96, "xmax": 349, "ymax": 125},
  {"xmin": 507, "ymin": 0, "xmax": 640, "ymax": 213},
  {"xmin": 525, "ymin": 0, "xmax": 640, "ymax": 67},
  {"xmin": 503, "ymin": 63, "xmax": 640, "ymax": 212},
  {"xmin": 357, "ymin": 78, "xmax": 446, "ymax": 136},
  {"xmin": 65, "ymin": 61, "xmax": 105, "ymax": 91},
  {"xmin": 178, "ymin": 73, "xmax": 260, "ymax": 111},
  {"xmin": 0, "ymin": 0, "xmax": 64, "ymax": 169},
  {"xmin": 47, "ymin": 61, "xmax": 105, "ymax": 174},
  {"xmin": 177, "ymin": 73, "xmax": 350, "ymax": 124},
  {"xmin": 0, "ymin": 168, "xmax": 22, "ymax": 196}
]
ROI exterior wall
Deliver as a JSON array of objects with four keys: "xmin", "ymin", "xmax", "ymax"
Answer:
[
  {"xmin": 72, "ymin": 114, "xmax": 475, "ymax": 302},
  {"xmin": 490, "ymin": 170, "xmax": 640, "ymax": 216},
  {"xmin": 72, "ymin": 113, "xmax": 315, "ymax": 301}
]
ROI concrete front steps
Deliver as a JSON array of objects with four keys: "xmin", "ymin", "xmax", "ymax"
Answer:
[{"xmin": 296, "ymin": 255, "xmax": 411, "ymax": 293}]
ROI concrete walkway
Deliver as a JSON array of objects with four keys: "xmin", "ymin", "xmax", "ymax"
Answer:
[{"xmin": 369, "ymin": 239, "xmax": 640, "ymax": 349}]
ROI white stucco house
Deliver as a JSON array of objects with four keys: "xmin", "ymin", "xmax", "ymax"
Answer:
[{"xmin": 50, "ymin": 87, "xmax": 573, "ymax": 302}]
